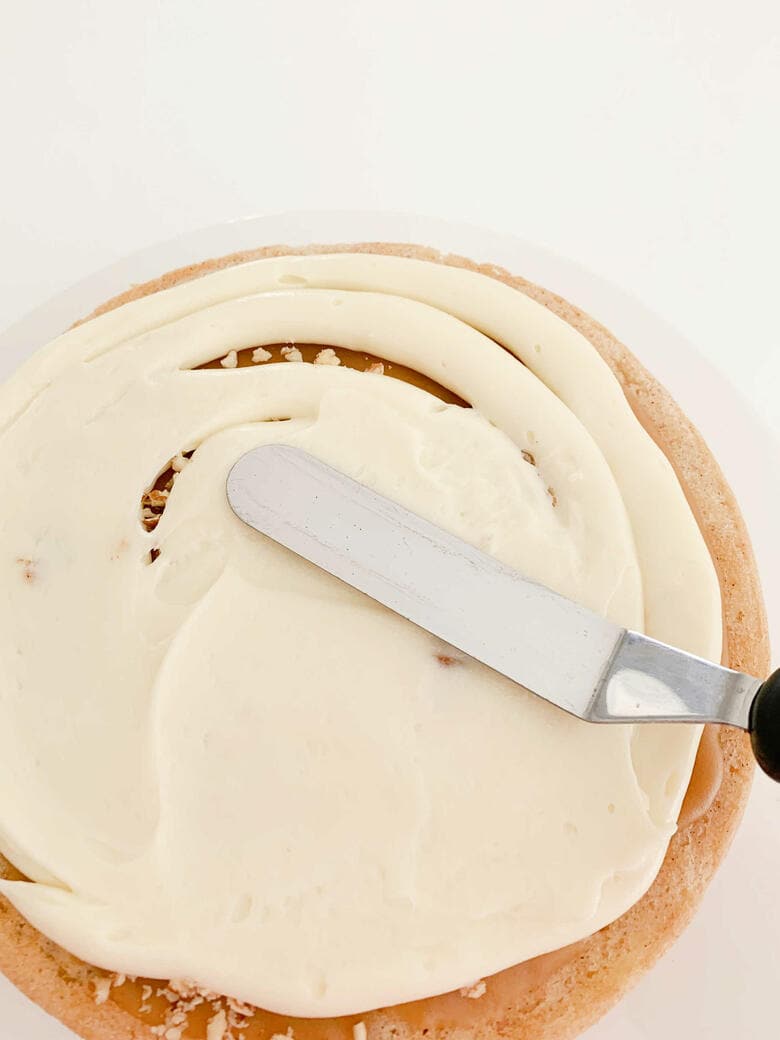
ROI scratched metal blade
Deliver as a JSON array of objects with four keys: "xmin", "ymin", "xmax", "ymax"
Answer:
[{"xmin": 226, "ymin": 444, "xmax": 623, "ymax": 719}]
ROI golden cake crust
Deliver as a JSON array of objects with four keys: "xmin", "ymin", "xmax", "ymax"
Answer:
[{"xmin": 0, "ymin": 243, "xmax": 769, "ymax": 1040}]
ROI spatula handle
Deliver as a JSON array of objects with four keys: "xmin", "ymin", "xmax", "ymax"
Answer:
[{"xmin": 750, "ymin": 669, "xmax": 780, "ymax": 781}]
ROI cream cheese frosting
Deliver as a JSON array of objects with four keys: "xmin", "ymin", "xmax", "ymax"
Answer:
[{"xmin": 0, "ymin": 252, "xmax": 722, "ymax": 1017}]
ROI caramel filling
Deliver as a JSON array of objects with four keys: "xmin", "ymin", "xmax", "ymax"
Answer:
[{"xmin": 141, "ymin": 345, "xmax": 467, "ymax": 539}]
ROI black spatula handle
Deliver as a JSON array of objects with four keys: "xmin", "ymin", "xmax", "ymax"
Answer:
[{"xmin": 750, "ymin": 669, "xmax": 780, "ymax": 781}]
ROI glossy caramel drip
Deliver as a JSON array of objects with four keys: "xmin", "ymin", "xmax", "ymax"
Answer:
[{"xmin": 677, "ymin": 726, "xmax": 724, "ymax": 831}]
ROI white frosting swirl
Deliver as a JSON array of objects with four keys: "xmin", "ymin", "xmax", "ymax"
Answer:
[{"xmin": 0, "ymin": 253, "xmax": 721, "ymax": 1016}]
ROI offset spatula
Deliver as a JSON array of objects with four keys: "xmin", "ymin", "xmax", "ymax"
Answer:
[{"xmin": 226, "ymin": 445, "xmax": 780, "ymax": 781}]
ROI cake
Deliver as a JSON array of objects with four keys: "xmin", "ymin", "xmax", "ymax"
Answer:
[{"xmin": 0, "ymin": 243, "xmax": 768, "ymax": 1040}]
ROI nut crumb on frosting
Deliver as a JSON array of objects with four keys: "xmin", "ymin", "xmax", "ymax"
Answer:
[
  {"xmin": 314, "ymin": 348, "xmax": 341, "ymax": 366},
  {"xmin": 436, "ymin": 653, "xmax": 461, "ymax": 667},
  {"xmin": 521, "ymin": 449, "xmax": 536, "ymax": 466},
  {"xmin": 110, "ymin": 538, "xmax": 129, "ymax": 561},
  {"xmin": 252, "ymin": 346, "xmax": 273, "ymax": 364},
  {"xmin": 16, "ymin": 556, "xmax": 37, "ymax": 583},
  {"xmin": 281, "ymin": 346, "xmax": 303, "ymax": 363},
  {"xmin": 220, "ymin": 350, "xmax": 238, "ymax": 369},
  {"xmin": 459, "ymin": 979, "xmax": 487, "ymax": 999}
]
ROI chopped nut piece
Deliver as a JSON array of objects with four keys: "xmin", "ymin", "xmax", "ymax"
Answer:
[
  {"xmin": 207, "ymin": 1009, "xmax": 228, "ymax": 1040},
  {"xmin": 226, "ymin": 995, "xmax": 255, "ymax": 1018},
  {"xmin": 521, "ymin": 449, "xmax": 536, "ymax": 466},
  {"xmin": 459, "ymin": 979, "xmax": 487, "ymax": 999},
  {"xmin": 92, "ymin": 976, "xmax": 112, "ymax": 1005},
  {"xmin": 169, "ymin": 978, "xmax": 220, "ymax": 1001},
  {"xmin": 145, "ymin": 489, "xmax": 170, "ymax": 508},
  {"xmin": 365, "ymin": 362, "xmax": 385, "ymax": 375},
  {"xmin": 353, "ymin": 1023, "xmax": 368, "ymax": 1040},
  {"xmin": 314, "ymin": 348, "xmax": 341, "ymax": 366},
  {"xmin": 251, "ymin": 347, "xmax": 272, "ymax": 364},
  {"xmin": 281, "ymin": 346, "xmax": 303, "ymax": 363},
  {"xmin": 547, "ymin": 486, "xmax": 559, "ymax": 508},
  {"xmin": 145, "ymin": 978, "xmax": 256, "ymax": 1040},
  {"xmin": 171, "ymin": 453, "xmax": 189, "ymax": 472},
  {"xmin": 220, "ymin": 350, "xmax": 238, "ymax": 369}
]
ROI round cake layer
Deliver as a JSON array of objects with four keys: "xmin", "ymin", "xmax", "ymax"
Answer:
[{"xmin": 0, "ymin": 243, "xmax": 766, "ymax": 1040}]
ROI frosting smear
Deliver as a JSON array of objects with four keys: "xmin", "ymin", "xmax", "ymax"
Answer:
[{"xmin": 0, "ymin": 254, "xmax": 721, "ymax": 1016}]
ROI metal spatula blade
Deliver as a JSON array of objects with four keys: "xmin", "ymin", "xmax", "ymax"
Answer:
[{"xmin": 226, "ymin": 444, "xmax": 780, "ymax": 781}]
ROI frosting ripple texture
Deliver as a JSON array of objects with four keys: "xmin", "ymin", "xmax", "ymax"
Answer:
[{"xmin": 0, "ymin": 253, "xmax": 722, "ymax": 1016}]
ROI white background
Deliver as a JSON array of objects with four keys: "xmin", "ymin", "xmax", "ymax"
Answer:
[{"xmin": 1, "ymin": 2, "xmax": 779, "ymax": 1038}]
